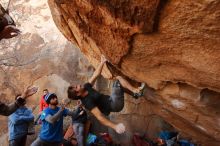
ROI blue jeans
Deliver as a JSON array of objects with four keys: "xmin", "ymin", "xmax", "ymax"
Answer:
[
  {"xmin": 73, "ymin": 123, "xmax": 84, "ymax": 146},
  {"xmin": 31, "ymin": 137, "xmax": 62, "ymax": 146}
]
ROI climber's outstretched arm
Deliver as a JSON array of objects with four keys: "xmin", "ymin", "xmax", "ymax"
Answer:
[
  {"xmin": 88, "ymin": 55, "xmax": 107, "ymax": 86},
  {"xmin": 91, "ymin": 107, "xmax": 125, "ymax": 134}
]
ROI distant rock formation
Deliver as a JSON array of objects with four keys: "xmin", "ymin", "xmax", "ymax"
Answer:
[{"xmin": 49, "ymin": 0, "xmax": 220, "ymax": 145}]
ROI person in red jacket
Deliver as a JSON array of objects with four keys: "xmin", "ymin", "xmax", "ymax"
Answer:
[
  {"xmin": 39, "ymin": 89, "xmax": 49, "ymax": 112},
  {"xmin": 34, "ymin": 89, "xmax": 49, "ymax": 125}
]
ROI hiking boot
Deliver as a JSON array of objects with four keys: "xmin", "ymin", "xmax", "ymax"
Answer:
[{"xmin": 133, "ymin": 83, "xmax": 145, "ymax": 99}]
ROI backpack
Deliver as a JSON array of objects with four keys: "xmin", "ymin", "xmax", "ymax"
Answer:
[
  {"xmin": 93, "ymin": 133, "xmax": 113, "ymax": 146},
  {"xmin": 132, "ymin": 134, "xmax": 151, "ymax": 146}
]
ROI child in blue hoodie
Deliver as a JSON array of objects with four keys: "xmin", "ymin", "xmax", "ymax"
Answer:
[{"xmin": 8, "ymin": 95, "xmax": 34, "ymax": 146}]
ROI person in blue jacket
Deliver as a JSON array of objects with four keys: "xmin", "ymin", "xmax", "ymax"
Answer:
[
  {"xmin": 8, "ymin": 95, "xmax": 35, "ymax": 146},
  {"xmin": 31, "ymin": 93, "xmax": 75, "ymax": 146}
]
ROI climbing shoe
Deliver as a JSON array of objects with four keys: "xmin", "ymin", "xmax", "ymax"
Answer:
[{"xmin": 133, "ymin": 83, "xmax": 145, "ymax": 99}]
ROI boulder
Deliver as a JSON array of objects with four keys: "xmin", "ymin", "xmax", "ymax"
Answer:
[{"xmin": 48, "ymin": 0, "xmax": 220, "ymax": 145}]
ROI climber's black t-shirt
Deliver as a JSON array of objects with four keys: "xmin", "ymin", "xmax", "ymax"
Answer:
[{"xmin": 81, "ymin": 83, "xmax": 111, "ymax": 115}]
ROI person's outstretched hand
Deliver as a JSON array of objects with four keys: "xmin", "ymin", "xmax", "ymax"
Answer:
[
  {"xmin": 115, "ymin": 123, "xmax": 125, "ymax": 134},
  {"xmin": 101, "ymin": 55, "xmax": 107, "ymax": 64},
  {"xmin": 61, "ymin": 98, "xmax": 70, "ymax": 110},
  {"xmin": 22, "ymin": 86, "xmax": 38, "ymax": 99},
  {"xmin": 0, "ymin": 25, "xmax": 20, "ymax": 39},
  {"xmin": 60, "ymin": 103, "xmax": 66, "ymax": 111},
  {"xmin": 62, "ymin": 98, "xmax": 70, "ymax": 106}
]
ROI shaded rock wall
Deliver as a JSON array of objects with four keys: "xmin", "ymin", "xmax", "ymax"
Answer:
[{"xmin": 48, "ymin": 0, "xmax": 220, "ymax": 145}]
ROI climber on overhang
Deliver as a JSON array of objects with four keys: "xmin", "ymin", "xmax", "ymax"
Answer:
[{"xmin": 67, "ymin": 55, "xmax": 145, "ymax": 134}]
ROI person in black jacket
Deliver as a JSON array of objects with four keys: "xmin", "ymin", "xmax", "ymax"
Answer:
[{"xmin": 72, "ymin": 100, "xmax": 87, "ymax": 146}]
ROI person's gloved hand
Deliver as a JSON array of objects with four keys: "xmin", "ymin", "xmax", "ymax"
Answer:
[{"xmin": 115, "ymin": 123, "xmax": 125, "ymax": 134}]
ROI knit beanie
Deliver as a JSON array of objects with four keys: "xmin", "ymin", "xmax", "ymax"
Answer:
[{"xmin": 44, "ymin": 93, "xmax": 57, "ymax": 104}]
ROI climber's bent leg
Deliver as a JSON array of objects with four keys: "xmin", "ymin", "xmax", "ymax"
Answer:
[
  {"xmin": 116, "ymin": 76, "xmax": 145, "ymax": 98},
  {"xmin": 116, "ymin": 76, "xmax": 140, "ymax": 93}
]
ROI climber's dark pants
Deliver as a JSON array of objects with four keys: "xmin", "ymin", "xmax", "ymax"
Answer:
[{"xmin": 109, "ymin": 80, "xmax": 124, "ymax": 112}]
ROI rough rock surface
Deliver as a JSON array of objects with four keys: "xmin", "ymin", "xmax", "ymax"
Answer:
[
  {"xmin": 48, "ymin": 0, "xmax": 220, "ymax": 145},
  {"xmin": 0, "ymin": 0, "xmax": 93, "ymax": 145},
  {"xmin": 0, "ymin": 0, "xmax": 162, "ymax": 146}
]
